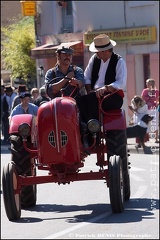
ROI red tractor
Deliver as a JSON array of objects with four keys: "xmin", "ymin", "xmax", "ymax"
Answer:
[{"xmin": 2, "ymin": 77, "xmax": 131, "ymax": 221}]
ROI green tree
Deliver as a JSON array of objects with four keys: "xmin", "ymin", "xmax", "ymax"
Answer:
[{"xmin": 1, "ymin": 15, "xmax": 36, "ymax": 84}]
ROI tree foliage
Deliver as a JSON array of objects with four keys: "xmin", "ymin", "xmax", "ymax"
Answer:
[{"xmin": 1, "ymin": 15, "xmax": 36, "ymax": 82}]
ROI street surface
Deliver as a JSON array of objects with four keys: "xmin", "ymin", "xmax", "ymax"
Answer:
[{"xmin": 1, "ymin": 139, "xmax": 159, "ymax": 239}]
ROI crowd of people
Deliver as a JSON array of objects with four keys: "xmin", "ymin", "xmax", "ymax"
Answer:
[
  {"xmin": 1, "ymin": 84, "xmax": 50, "ymax": 145},
  {"xmin": 1, "ymin": 34, "xmax": 159, "ymax": 152}
]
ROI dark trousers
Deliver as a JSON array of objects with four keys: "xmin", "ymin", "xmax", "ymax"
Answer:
[
  {"xmin": 126, "ymin": 125, "xmax": 147, "ymax": 143},
  {"xmin": 76, "ymin": 91, "xmax": 123, "ymax": 123},
  {"xmin": 2, "ymin": 113, "xmax": 10, "ymax": 142}
]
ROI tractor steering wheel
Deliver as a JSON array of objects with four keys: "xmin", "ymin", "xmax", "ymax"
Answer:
[{"xmin": 46, "ymin": 77, "xmax": 79, "ymax": 99}]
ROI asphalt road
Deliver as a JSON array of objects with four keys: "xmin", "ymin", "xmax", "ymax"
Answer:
[{"xmin": 1, "ymin": 140, "xmax": 159, "ymax": 239}]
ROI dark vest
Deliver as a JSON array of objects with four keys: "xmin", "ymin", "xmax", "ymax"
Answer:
[{"xmin": 91, "ymin": 52, "xmax": 121, "ymax": 89}]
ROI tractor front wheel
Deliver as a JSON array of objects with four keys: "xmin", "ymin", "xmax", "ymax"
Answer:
[
  {"xmin": 109, "ymin": 155, "xmax": 124, "ymax": 213},
  {"xmin": 10, "ymin": 135, "xmax": 37, "ymax": 208},
  {"xmin": 2, "ymin": 163, "xmax": 21, "ymax": 221},
  {"xmin": 105, "ymin": 130, "xmax": 130, "ymax": 201}
]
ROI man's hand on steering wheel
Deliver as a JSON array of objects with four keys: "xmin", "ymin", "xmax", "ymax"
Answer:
[
  {"xmin": 69, "ymin": 77, "xmax": 79, "ymax": 87},
  {"xmin": 66, "ymin": 72, "xmax": 80, "ymax": 87}
]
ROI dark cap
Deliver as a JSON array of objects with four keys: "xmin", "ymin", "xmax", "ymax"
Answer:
[
  {"xmin": 18, "ymin": 85, "xmax": 28, "ymax": 92},
  {"xmin": 5, "ymin": 85, "xmax": 13, "ymax": 92},
  {"xmin": 19, "ymin": 92, "xmax": 31, "ymax": 99},
  {"xmin": 55, "ymin": 46, "xmax": 74, "ymax": 55}
]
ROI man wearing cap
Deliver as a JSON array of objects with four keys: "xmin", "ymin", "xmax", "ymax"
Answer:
[
  {"xmin": 10, "ymin": 92, "xmax": 38, "ymax": 119},
  {"xmin": 4, "ymin": 85, "xmax": 17, "ymax": 112},
  {"xmin": 1, "ymin": 85, "xmax": 17, "ymax": 144},
  {"xmin": 11, "ymin": 84, "xmax": 33, "ymax": 110},
  {"xmin": 45, "ymin": 46, "xmax": 85, "ymax": 99},
  {"xmin": 76, "ymin": 34, "xmax": 127, "ymax": 124}
]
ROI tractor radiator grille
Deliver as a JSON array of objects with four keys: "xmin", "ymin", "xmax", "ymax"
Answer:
[
  {"xmin": 61, "ymin": 131, "xmax": 68, "ymax": 146},
  {"xmin": 48, "ymin": 131, "xmax": 68, "ymax": 147},
  {"xmin": 48, "ymin": 131, "xmax": 56, "ymax": 147}
]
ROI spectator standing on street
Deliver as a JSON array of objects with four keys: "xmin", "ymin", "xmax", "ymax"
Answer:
[
  {"xmin": 11, "ymin": 84, "xmax": 33, "ymax": 110},
  {"xmin": 34, "ymin": 86, "xmax": 50, "ymax": 107},
  {"xmin": 31, "ymin": 88, "xmax": 39, "ymax": 101},
  {"xmin": 141, "ymin": 78, "xmax": 159, "ymax": 143},
  {"xmin": 1, "ymin": 85, "xmax": 6, "ymax": 138},
  {"xmin": 5, "ymin": 85, "xmax": 17, "ymax": 112},
  {"xmin": 1, "ymin": 86, "xmax": 17, "ymax": 145},
  {"xmin": 10, "ymin": 92, "xmax": 38, "ymax": 119}
]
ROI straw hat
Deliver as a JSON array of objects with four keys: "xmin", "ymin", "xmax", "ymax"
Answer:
[{"xmin": 89, "ymin": 34, "xmax": 116, "ymax": 52}]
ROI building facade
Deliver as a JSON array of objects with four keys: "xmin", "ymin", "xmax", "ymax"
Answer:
[{"xmin": 29, "ymin": 1, "xmax": 159, "ymax": 121}]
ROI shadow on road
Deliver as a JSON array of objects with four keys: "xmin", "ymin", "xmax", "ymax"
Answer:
[
  {"xmin": 127, "ymin": 144, "xmax": 159, "ymax": 155},
  {"xmin": 15, "ymin": 198, "xmax": 159, "ymax": 223}
]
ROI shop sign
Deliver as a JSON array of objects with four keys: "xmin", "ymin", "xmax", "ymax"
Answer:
[
  {"xmin": 20, "ymin": 1, "xmax": 36, "ymax": 16},
  {"xmin": 84, "ymin": 26, "xmax": 156, "ymax": 45}
]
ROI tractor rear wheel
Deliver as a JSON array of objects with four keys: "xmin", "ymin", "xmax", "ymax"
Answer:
[
  {"xmin": 105, "ymin": 130, "xmax": 130, "ymax": 201},
  {"xmin": 109, "ymin": 155, "xmax": 124, "ymax": 213},
  {"xmin": 10, "ymin": 135, "xmax": 37, "ymax": 208}
]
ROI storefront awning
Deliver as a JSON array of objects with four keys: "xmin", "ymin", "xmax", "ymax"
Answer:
[{"xmin": 31, "ymin": 40, "xmax": 82, "ymax": 59}]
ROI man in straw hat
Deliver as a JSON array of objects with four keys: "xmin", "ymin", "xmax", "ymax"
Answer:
[{"xmin": 76, "ymin": 34, "xmax": 127, "ymax": 125}]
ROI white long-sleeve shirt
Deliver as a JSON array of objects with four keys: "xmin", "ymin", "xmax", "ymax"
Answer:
[
  {"xmin": 84, "ymin": 53, "xmax": 127, "ymax": 90},
  {"xmin": 131, "ymin": 103, "xmax": 149, "ymax": 128}
]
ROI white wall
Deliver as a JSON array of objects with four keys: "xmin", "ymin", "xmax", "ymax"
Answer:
[
  {"xmin": 135, "ymin": 55, "xmax": 144, "ymax": 95},
  {"xmin": 74, "ymin": 1, "xmax": 126, "ymax": 32},
  {"xmin": 38, "ymin": 1, "xmax": 159, "ymax": 55},
  {"xmin": 36, "ymin": 0, "xmax": 159, "ymax": 115}
]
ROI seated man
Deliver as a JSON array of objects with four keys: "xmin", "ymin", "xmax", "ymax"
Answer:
[
  {"xmin": 44, "ymin": 45, "xmax": 85, "ymax": 99},
  {"xmin": 76, "ymin": 34, "xmax": 127, "ymax": 124}
]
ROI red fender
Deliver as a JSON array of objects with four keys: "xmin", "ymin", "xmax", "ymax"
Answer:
[
  {"xmin": 103, "ymin": 109, "xmax": 126, "ymax": 131},
  {"xmin": 9, "ymin": 114, "xmax": 36, "ymax": 135}
]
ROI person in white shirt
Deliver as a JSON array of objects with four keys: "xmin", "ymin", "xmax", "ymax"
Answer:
[
  {"xmin": 76, "ymin": 34, "xmax": 127, "ymax": 124},
  {"xmin": 127, "ymin": 95, "xmax": 153, "ymax": 154},
  {"xmin": 129, "ymin": 95, "xmax": 148, "ymax": 127}
]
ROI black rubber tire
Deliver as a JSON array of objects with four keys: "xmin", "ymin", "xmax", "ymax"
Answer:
[
  {"xmin": 105, "ymin": 130, "xmax": 131, "ymax": 201},
  {"xmin": 2, "ymin": 163, "xmax": 21, "ymax": 221},
  {"xmin": 10, "ymin": 135, "xmax": 37, "ymax": 208},
  {"xmin": 109, "ymin": 155, "xmax": 124, "ymax": 213}
]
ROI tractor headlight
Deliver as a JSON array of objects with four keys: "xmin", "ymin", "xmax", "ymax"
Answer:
[
  {"xmin": 18, "ymin": 123, "xmax": 31, "ymax": 137},
  {"xmin": 87, "ymin": 119, "xmax": 101, "ymax": 133}
]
